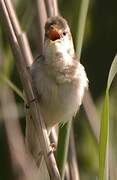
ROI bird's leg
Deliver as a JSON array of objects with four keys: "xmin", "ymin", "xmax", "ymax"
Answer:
[
  {"xmin": 48, "ymin": 143, "xmax": 56, "ymax": 156},
  {"xmin": 25, "ymin": 98, "xmax": 37, "ymax": 109},
  {"xmin": 25, "ymin": 93, "xmax": 41, "ymax": 109}
]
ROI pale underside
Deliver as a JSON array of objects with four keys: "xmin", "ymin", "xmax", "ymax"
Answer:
[{"xmin": 31, "ymin": 56, "xmax": 88, "ymax": 129}]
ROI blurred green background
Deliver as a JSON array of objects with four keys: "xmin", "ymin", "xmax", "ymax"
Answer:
[{"xmin": 0, "ymin": 0, "xmax": 117, "ymax": 180}]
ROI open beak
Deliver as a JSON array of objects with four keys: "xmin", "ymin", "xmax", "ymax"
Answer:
[{"xmin": 47, "ymin": 28, "xmax": 61, "ymax": 41}]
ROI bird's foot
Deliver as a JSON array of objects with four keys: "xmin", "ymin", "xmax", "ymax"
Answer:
[
  {"xmin": 25, "ymin": 98, "xmax": 37, "ymax": 109},
  {"xmin": 48, "ymin": 143, "xmax": 56, "ymax": 156}
]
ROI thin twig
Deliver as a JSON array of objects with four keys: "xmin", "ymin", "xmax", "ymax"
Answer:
[
  {"xmin": 17, "ymin": 33, "xmax": 34, "ymax": 66},
  {"xmin": 44, "ymin": 0, "xmax": 53, "ymax": 17},
  {"xmin": 35, "ymin": 0, "xmax": 47, "ymax": 54},
  {"xmin": 4, "ymin": 0, "xmax": 21, "ymax": 38},
  {"xmin": 52, "ymin": 0, "xmax": 59, "ymax": 16},
  {"xmin": 44, "ymin": 0, "xmax": 59, "ymax": 17},
  {"xmin": 0, "ymin": 87, "xmax": 39, "ymax": 180},
  {"xmin": 3, "ymin": 0, "xmax": 33, "ymax": 66},
  {"xmin": 68, "ymin": 126, "xmax": 80, "ymax": 180},
  {"xmin": 83, "ymin": 91, "xmax": 100, "ymax": 143}
]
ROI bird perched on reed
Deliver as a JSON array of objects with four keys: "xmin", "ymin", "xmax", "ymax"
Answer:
[{"xmin": 26, "ymin": 16, "xmax": 88, "ymax": 179}]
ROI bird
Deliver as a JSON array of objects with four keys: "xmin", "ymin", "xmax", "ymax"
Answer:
[
  {"xmin": 26, "ymin": 16, "xmax": 88, "ymax": 178},
  {"xmin": 31, "ymin": 16, "xmax": 88, "ymax": 129}
]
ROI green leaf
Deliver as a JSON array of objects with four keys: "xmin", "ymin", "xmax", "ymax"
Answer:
[
  {"xmin": 107, "ymin": 54, "xmax": 117, "ymax": 91},
  {"xmin": 99, "ymin": 54, "xmax": 117, "ymax": 180},
  {"xmin": 56, "ymin": 122, "xmax": 71, "ymax": 180},
  {"xmin": 0, "ymin": 73, "xmax": 25, "ymax": 101},
  {"xmin": 75, "ymin": 0, "xmax": 90, "ymax": 58},
  {"xmin": 99, "ymin": 91, "xmax": 109, "ymax": 180}
]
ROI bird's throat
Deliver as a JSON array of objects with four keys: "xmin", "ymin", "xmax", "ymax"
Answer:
[{"xmin": 44, "ymin": 38, "xmax": 75, "ymax": 67}]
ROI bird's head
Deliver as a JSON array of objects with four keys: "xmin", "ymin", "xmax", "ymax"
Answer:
[
  {"xmin": 44, "ymin": 16, "xmax": 75, "ymax": 59},
  {"xmin": 45, "ymin": 16, "xmax": 70, "ymax": 41}
]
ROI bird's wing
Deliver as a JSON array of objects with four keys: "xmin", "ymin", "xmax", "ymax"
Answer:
[
  {"xmin": 26, "ymin": 56, "xmax": 44, "ymax": 164},
  {"xmin": 30, "ymin": 55, "xmax": 44, "ymax": 99},
  {"xmin": 25, "ymin": 56, "xmax": 50, "ymax": 179}
]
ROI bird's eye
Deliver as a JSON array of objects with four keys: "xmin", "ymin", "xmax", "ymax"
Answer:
[{"xmin": 63, "ymin": 31, "xmax": 67, "ymax": 36}]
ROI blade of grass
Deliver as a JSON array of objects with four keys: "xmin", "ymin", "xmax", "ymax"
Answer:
[
  {"xmin": 0, "ymin": 73, "xmax": 24, "ymax": 100},
  {"xmin": 99, "ymin": 91, "xmax": 109, "ymax": 180},
  {"xmin": 107, "ymin": 54, "xmax": 117, "ymax": 91},
  {"xmin": 75, "ymin": 0, "xmax": 90, "ymax": 58},
  {"xmin": 99, "ymin": 54, "xmax": 117, "ymax": 180},
  {"xmin": 56, "ymin": 121, "xmax": 71, "ymax": 180}
]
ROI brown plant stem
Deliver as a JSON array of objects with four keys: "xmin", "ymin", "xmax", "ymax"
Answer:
[
  {"xmin": 0, "ymin": 87, "xmax": 38, "ymax": 180},
  {"xmin": 83, "ymin": 90, "xmax": 100, "ymax": 143},
  {"xmin": 68, "ymin": 126, "xmax": 80, "ymax": 180},
  {"xmin": 44, "ymin": 0, "xmax": 59, "ymax": 17},
  {"xmin": 35, "ymin": 0, "xmax": 47, "ymax": 54}
]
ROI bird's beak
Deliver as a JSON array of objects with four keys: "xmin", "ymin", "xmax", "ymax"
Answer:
[{"xmin": 47, "ymin": 27, "xmax": 61, "ymax": 41}]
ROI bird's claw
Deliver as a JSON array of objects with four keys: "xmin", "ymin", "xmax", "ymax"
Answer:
[
  {"xmin": 25, "ymin": 98, "xmax": 37, "ymax": 109},
  {"xmin": 48, "ymin": 143, "xmax": 56, "ymax": 156}
]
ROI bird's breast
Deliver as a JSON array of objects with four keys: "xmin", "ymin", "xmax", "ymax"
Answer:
[
  {"xmin": 39, "ymin": 78, "xmax": 82, "ymax": 128},
  {"xmin": 32, "ymin": 60, "xmax": 88, "ymax": 129}
]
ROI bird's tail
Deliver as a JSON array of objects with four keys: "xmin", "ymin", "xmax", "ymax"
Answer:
[{"xmin": 25, "ymin": 107, "xmax": 50, "ymax": 180}]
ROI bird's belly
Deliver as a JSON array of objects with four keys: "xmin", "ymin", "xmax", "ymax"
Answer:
[{"xmin": 40, "ymin": 82, "xmax": 80, "ymax": 128}]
